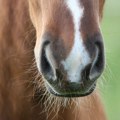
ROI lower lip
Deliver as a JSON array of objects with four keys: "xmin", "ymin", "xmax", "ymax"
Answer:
[{"xmin": 47, "ymin": 83, "xmax": 96, "ymax": 98}]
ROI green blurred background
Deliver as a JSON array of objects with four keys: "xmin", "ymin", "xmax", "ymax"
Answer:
[{"xmin": 101, "ymin": 0, "xmax": 120, "ymax": 120}]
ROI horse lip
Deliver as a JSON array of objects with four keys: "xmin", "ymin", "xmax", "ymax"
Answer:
[
  {"xmin": 47, "ymin": 84, "xmax": 96, "ymax": 97},
  {"xmin": 45, "ymin": 79, "xmax": 96, "ymax": 97}
]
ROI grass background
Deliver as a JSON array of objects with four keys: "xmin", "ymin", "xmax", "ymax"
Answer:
[{"xmin": 101, "ymin": 0, "xmax": 120, "ymax": 120}]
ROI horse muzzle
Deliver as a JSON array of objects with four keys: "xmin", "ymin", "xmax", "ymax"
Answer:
[{"xmin": 36, "ymin": 33, "xmax": 105, "ymax": 97}]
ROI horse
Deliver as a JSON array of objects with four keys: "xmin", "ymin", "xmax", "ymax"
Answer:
[{"xmin": 0, "ymin": 0, "xmax": 107, "ymax": 120}]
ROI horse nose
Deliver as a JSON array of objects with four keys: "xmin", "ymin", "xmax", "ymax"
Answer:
[{"xmin": 38, "ymin": 33, "xmax": 105, "ymax": 97}]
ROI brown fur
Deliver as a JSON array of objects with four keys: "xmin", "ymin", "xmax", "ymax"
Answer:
[{"xmin": 0, "ymin": 0, "xmax": 107, "ymax": 120}]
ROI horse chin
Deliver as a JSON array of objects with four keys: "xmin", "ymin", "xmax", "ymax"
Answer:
[{"xmin": 45, "ymin": 81, "xmax": 96, "ymax": 98}]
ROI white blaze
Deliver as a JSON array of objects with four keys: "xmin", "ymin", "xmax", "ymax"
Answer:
[{"xmin": 62, "ymin": 0, "xmax": 90, "ymax": 83}]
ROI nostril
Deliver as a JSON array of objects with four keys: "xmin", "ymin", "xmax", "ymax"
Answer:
[
  {"xmin": 41, "ymin": 42, "xmax": 52, "ymax": 77},
  {"xmin": 43, "ymin": 40, "xmax": 50, "ymax": 46},
  {"xmin": 95, "ymin": 41, "xmax": 105, "ymax": 70},
  {"xmin": 40, "ymin": 40, "xmax": 56, "ymax": 81},
  {"xmin": 82, "ymin": 64, "xmax": 91, "ymax": 80},
  {"xmin": 89, "ymin": 40, "xmax": 105, "ymax": 80}
]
